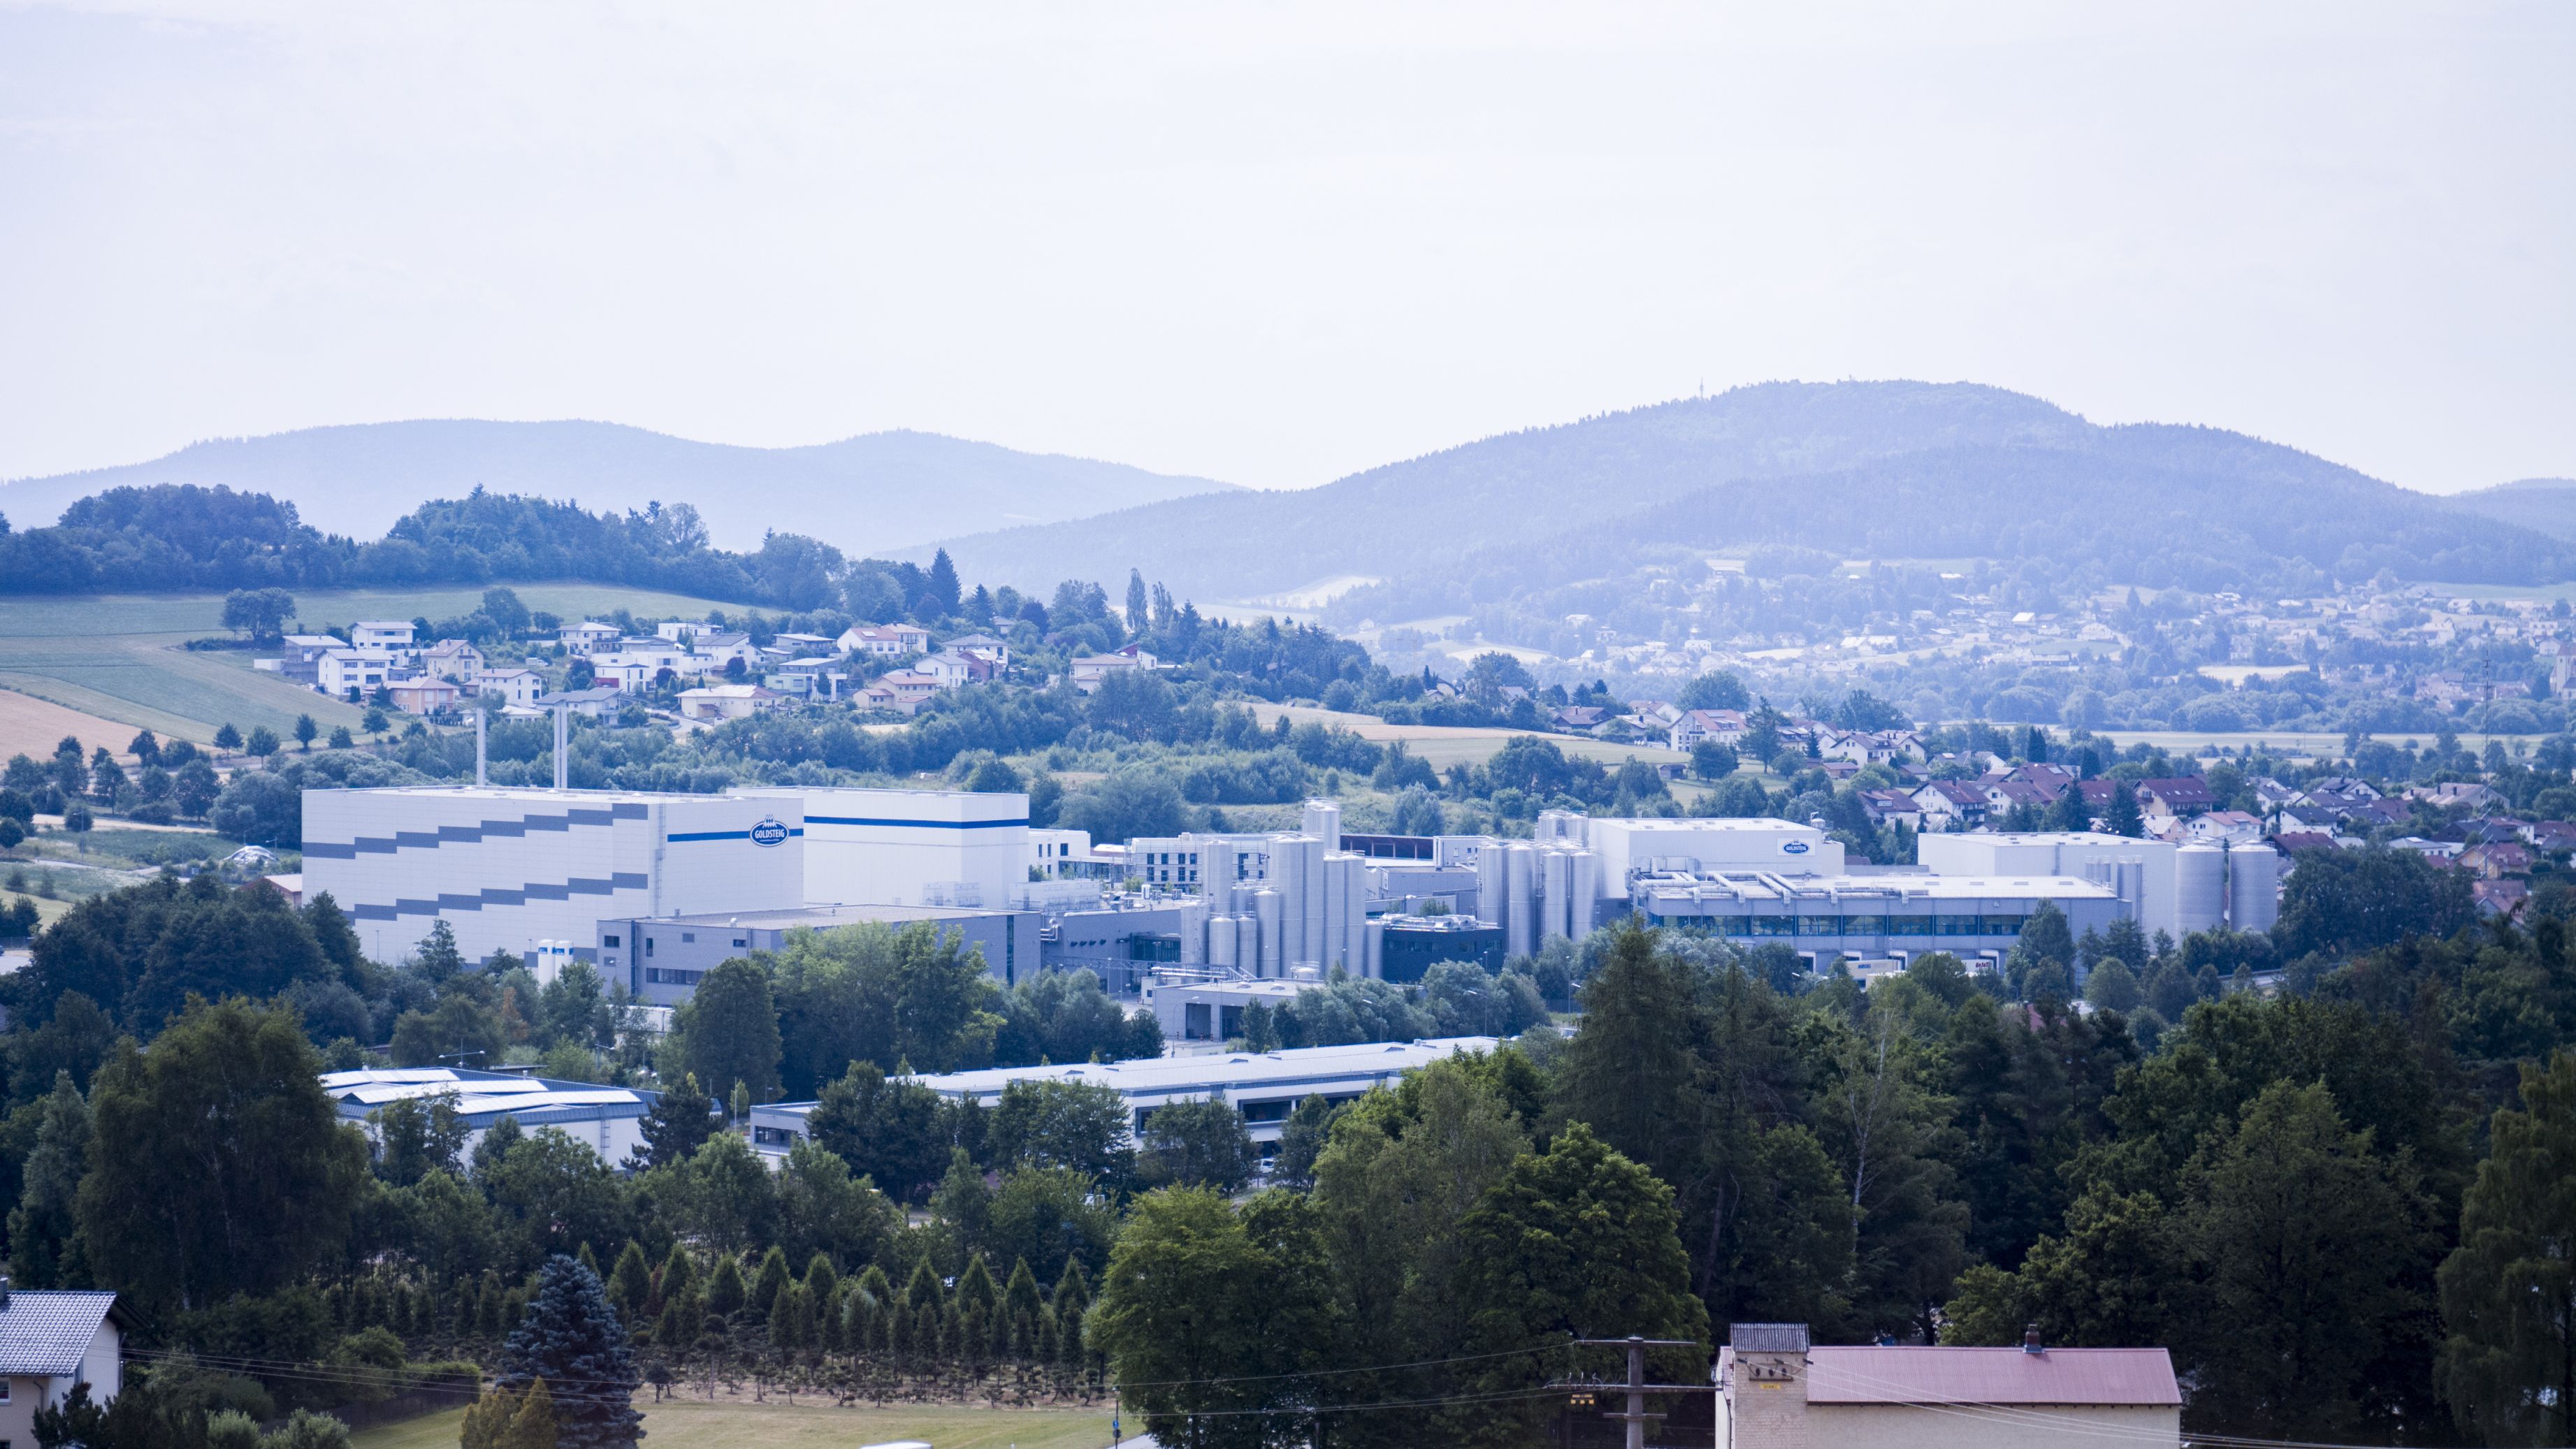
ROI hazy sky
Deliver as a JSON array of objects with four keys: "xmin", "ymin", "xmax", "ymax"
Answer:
[{"xmin": 2, "ymin": 1, "xmax": 2569, "ymax": 494}]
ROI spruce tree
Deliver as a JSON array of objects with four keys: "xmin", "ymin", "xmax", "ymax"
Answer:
[
  {"xmin": 2441, "ymin": 1051, "xmax": 2576, "ymax": 1443},
  {"xmin": 499, "ymin": 1256, "xmax": 642, "ymax": 1449},
  {"xmin": 9, "ymin": 1071, "xmax": 90, "ymax": 1286},
  {"xmin": 748, "ymin": 1246, "xmax": 791, "ymax": 1319},
  {"xmin": 501, "ymin": 1378, "xmax": 557, "ymax": 1449},
  {"xmin": 606, "ymin": 1242, "xmax": 653, "ymax": 1320},
  {"xmin": 656, "ymin": 1243, "xmax": 695, "ymax": 1307},
  {"xmin": 630, "ymin": 1075, "xmax": 716, "ymax": 1170},
  {"xmin": 704, "ymin": 1255, "xmax": 747, "ymax": 1318}
]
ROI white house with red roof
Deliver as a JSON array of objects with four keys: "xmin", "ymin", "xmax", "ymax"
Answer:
[{"xmin": 1718, "ymin": 1322, "xmax": 2180, "ymax": 1449}]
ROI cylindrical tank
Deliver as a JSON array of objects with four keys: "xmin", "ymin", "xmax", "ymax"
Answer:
[
  {"xmin": 2176, "ymin": 845, "xmax": 2225, "ymax": 937},
  {"xmin": 2117, "ymin": 859, "xmax": 2146, "ymax": 921},
  {"xmin": 1570, "ymin": 849, "xmax": 1598, "ymax": 939},
  {"xmin": 1505, "ymin": 842, "xmax": 1536, "ymax": 959},
  {"xmin": 1238, "ymin": 915, "xmax": 1261, "ymax": 976},
  {"xmin": 1296, "ymin": 836, "xmax": 1327, "ymax": 966},
  {"xmin": 1542, "ymin": 848, "xmax": 1574, "ymax": 942},
  {"xmin": 1254, "ymin": 889, "xmax": 1284, "ymax": 978},
  {"xmin": 2229, "ymin": 845, "xmax": 2280, "ymax": 933},
  {"xmin": 1178, "ymin": 901, "xmax": 1208, "ymax": 964},
  {"xmin": 1349, "ymin": 859, "xmax": 1370, "ymax": 973},
  {"xmin": 1364, "ymin": 917, "xmax": 1386, "ymax": 979},
  {"xmin": 1477, "ymin": 839, "xmax": 1505, "ymax": 926},
  {"xmin": 1321, "ymin": 851, "xmax": 1347, "ymax": 970},
  {"xmin": 1231, "ymin": 881, "xmax": 1257, "ymax": 916},
  {"xmin": 1302, "ymin": 799, "xmax": 1343, "ymax": 852},
  {"xmin": 1273, "ymin": 838, "xmax": 1308, "ymax": 967},
  {"xmin": 1208, "ymin": 915, "xmax": 1237, "ymax": 970}
]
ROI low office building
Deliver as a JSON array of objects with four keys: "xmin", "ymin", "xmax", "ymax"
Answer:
[
  {"xmin": 1378, "ymin": 914, "xmax": 1506, "ymax": 982},
  {"xmin": 749, "ymin": 1036, "xmax": 1500, "ymax": 1167},
  {"xmin": 1146, "ymin": 977, "xmax": 1310, "ymax": 1043},
  {"xmin": 301, "ymin": 786, "xmax": 806, "ymax": 966},
  {"xmin": 595, "ymin": 901, "xmax": 1045, "ymax": 1003},
  {"xmin": 1632, "ymin": 870, "xmax": 2122, "ymax": 970},
  {"xmin": 0, "ymin": 1288, "xmax": 125, "ymax": 1439},
  {"xmin": 322, "ymin": 1067, "xmax": 658, "ymax": 1167},
  {"xmin": 1718, "ymin": 1322, "xmax": 2180, "ymax": 1449}
]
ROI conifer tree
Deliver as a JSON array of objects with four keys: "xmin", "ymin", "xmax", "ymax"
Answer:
[
  {"xmin": 461, "ymin": 1383, "xmax": 522, "ymax": 1449},
  {"xmin": 748, "ymin": 1245, "xmax": 790, "ymax": 1319},
  {"xmin": 704, "ymin": 1255, "xmax": 747, "ymax": 1318},
  {"xmin": 498, "ymin": 1257, "xmax": 641, "ymax": 1449},
  {"xmin": 656, "ymin": 1243, "xmax": 695, "ymax": 1306},
  {"xmin": 605, "ymin": 1242, "xmax": 653, "ymax": 1320},
  {"xmin": 500, "ymin": 1379, "xmax": 556, "ymax": 1449}
]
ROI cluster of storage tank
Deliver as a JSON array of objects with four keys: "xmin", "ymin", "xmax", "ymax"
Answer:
[
  {"xmin": 1200, "ymin": 801, "xmax": 1381, "ymax": 978},
  {"xmin": 1473, "ymin": 836, "xmax": 1599, "ymax": 958},
  {"xmin": 2176, "ymin": 841, "xmax": 2278, "ymax": 935}
]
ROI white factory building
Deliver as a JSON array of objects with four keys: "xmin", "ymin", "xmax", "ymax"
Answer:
[
  {"xmin": 322, "ymin": 1066, "xmax": 657, "ymax": 1167},
  {"xmin": 303, "ymin": 783, "xmax": 1044, "ymax": 971},
  {"xmin": 1918, "ymin": 831, "xmax": 2278, "ymax": 941},
  {"xmin": 303, "ymin": 786, "xmax": 808, "ymax": 965},
  {"xmin": 747, "ymin": 1036, "xmax": 1501, "ymax": 1168},
  {"xmin": 747, "ymin": 786, "xmax": 1028, "ymax": 910}
]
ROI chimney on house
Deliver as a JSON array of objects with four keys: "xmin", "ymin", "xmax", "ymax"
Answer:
[
  {"xmin": 0, "ymin": 1273, "xmax": 14, "ymax": 1309},
  {"xmin": 2023, "ymin": 1323, "xmax": 2046, "ymax": 1355}
]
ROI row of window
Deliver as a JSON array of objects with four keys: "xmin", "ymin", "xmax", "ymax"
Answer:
[
  {"xmin": 1646, "ymin": 912, "xmax": 2034, "ymax": 938},
  {"xmin": 644, "ymin": 967, "xmax": 707, "ymax": 986}
]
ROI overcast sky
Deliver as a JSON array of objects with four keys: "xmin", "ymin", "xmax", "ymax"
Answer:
[{"xmin": 2, "ymin": 1, "xmax": 2569, "ymax": 495}]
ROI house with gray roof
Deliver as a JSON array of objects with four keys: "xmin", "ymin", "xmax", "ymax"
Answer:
[{"xmin": 0, "ymin": 1283, "xmax": 126, "ymax": 1444}]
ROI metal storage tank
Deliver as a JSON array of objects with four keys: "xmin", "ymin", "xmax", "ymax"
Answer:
[
  {"xmin": 1542, "ymin": 849, "xmax": 1574, "ymax": 941},
  {"xmin": 1238, "ymin": 915, "xmax": 1261, "ymax": 975},
  {"xmin": 1178, "ymin": 901, "xmax": 1208, "ymax": 964},
  {"xmin": 1295, "ymin": 836, "xmax": 1327, "ymax": 966},
  {"xmin": 1505, "ymin": 843, "xmax": 1536, "ymax": 959},
  {"xmin": 1364, "ymin": 917, "xmax": 1385, "ymax": 979},
  {"xmin": 1273, "ymin": 837, "xmax": 1309, "ymax": 966},
  {"xmin": 2176, "ymin": 845, "xmax": 2225, "ymax": 937},
  {"xmin": 1302, "ymin": 799, "xmax": 1343, "ymax": 851},
  {"xmin": 1208, "ymin": 915, "xmax": 1238, "ymax": 969},
  {"xmin": 1255, "ymin": 889, "xmax": 1284, "ymax": 978},
  {"xmin": 1321, "ymin": 850, "xmax": 1346, "ymax": 969},
  {"xmin": 1329, "ymin": 854, "xmax": 1365, "ymax": 970},
  {"xmin": 2229, "ymin": 845, "xmax": 2280, "ymax": 933},
  {"xmin": 1477, "ymin": 840, "xmax": 1505, "ymax": 926},
  {"xmin": 1571, "ymin": 850, "xmax": 1598, "ymax": 938}
]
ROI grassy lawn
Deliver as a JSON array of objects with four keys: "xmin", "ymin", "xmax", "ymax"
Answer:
[
  {"xmin": 0, "ymin": 583, "xmax": 739, "ymax": 743},
  {"xmin": 351, "ymin": 1398, "xmax": 1115, "ymax": 1449}
]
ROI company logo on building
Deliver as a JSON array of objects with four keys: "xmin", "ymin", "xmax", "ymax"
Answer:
[
  {"xmin": 748, "ymin": 817, "xmax": 791, "ymax": 847},
  {"xmin": 1781, "ymin": 840, "xmax": 1811, "ymax": 855}
]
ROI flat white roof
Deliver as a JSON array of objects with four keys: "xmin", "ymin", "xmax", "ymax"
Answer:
[
  {"xmin": 769, "ymin": 1036, "xmax": 1500, "ymax": 1114},
  {"xmin": 303, "ymin": 785, "xmax": 764, "ymax": 805},
  {"xmin": 321, "ymin": 1068, "xmax": 647, "ymax": 1120},
  {"xmin": 1637, "ymin": 873, "xmax": 2117, "ymax": 901}
]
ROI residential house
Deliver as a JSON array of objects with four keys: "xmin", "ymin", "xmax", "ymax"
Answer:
[
  {"xmin": 1669, "ymin": 708, "xmax": 1748, "ymax": 752},
  {"xmin": 2388, "ymin": 836, "xmax": 2464, "ymax": 863},
  {"xmin": 1069, "ymin": 647, "xmax": 1162, "ymax": 692},
  {"xmin": 1628, "ymin": 700, "xmax": 1684, "ymax": 731},
  {"xmin": 2521, "ymin": 820, "xmax": 2576, "ymax": 854},
  {"xmin": 2458, "ymin": 841, "xmax": 2534, "ymax": 880},
  {"xmin": 350, "ymin": 620, "xmax": 416, "ymax": 656},
  {"xmin": 558, "ymin": 620, "xmax": 623, "ymax": 654},
  {"xmin": 418, "ymin": 639, "xmax": 486, "ymax": 681},
  {"xmin": 837, "ymin": 623, "xmax": 933, "ymax": 657},
  {"xmin": 1858, "ymin": 788, "xmax": 1922, "ymax": 830},
  {"xmin": 1983, "ymin": 780, "xmax": 2058, "ymax": 819},
  {"xmin": 1823, "ymin": 728, "xmax": 1925, "ymax": 765},
  {"xmin": 941, "ymin": 633, "xmax": 1013, "ymax": 669},
  {"xmin": 694, "ymin": 632, "xmax": 760, "ymax": 671},
  {"xmin": 769, "ymin": 659, "xmax": 848, "ymax": 701},
  {"xmin": 318, "ymin": 649, "xmax": 393, "ymax": 700},
  {"xmin": 2408, "ymin": 781, "xmax": 2505, "ymax": 812},
  {"xmin": 2183, "ymin": 810, "xmax": 2266, "ymax": 847},
  {"xmin": 921, "ymin": 650, "xmax": 1000, "ymax": 688},
  {"xmin": 2350, "ymin": 798, "xmax": 2414, "ymax": 830},
  {"xmin": 677, "ymin": 684, "xmax": 788, "ymax": 722},
  {"xmin": 2268, "ymin": 829, "xmax": 2343, "ymax": 857},
  {"xmin": 2475, "ymin": 878, "xmax": 2532, "ymax": 915},
  {"xmin": 655, "ymin": 620, "xmax": 714, "ymax": 643},
  {"xmin": 386, "ymin": 676, "xmax": 463, "ymax": 715},
  {"xmin": 1554, "ymin": 706, "xmax": 1614, "ymax": 734},
  {"xmin": 269, "ymin": 634, "xmax": 346, "ymax": 688},
  {"xmin": 468, "ymin": 669, "xmax": 546, "ymax": 707},
  {"xmin": 858, "ymin": 670, "xmax": 945, "ymax": 714},
  {"xmin": 0, "ymin": 1286, "xmax": 126, "ymax": 1443},
  {"xmin": 535, "ymin": 686, "xmax": 621, "ymax": 720},
  {"xmin": 2136, "ymin": 776, "xmax": 2217, "ymax": 822},
  {"xmin": 1911, "ymin": 780, "xmax": 1989, "ymax": 831},
  {"xmin": 2303, "ymin": 776, "xmax": 2383, "ymax": 808},
  {"xmin": 770, "ymin": 632, "xmax": 838, "ymax": 658}
]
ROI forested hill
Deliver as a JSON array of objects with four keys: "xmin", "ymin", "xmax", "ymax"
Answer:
[
  {"xmin": 0, "ymin": 420, "xmax": 1235, "ymax": 555},
  {"xmin": 918, "ymin": 381, "xmax": 2576, "ymax": 603},
  {"xmin": 2445, "ymin": 476, "xmax": 2576, "ymax": 542}
]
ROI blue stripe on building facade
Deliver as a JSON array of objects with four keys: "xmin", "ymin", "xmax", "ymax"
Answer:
[
  {"xmin": 665, "ymin": 827, "xmax": 807, "ymax": 843},
  {"xmin": 804, "ymin": 815, "xmax": 1030, "ymax": 830}
]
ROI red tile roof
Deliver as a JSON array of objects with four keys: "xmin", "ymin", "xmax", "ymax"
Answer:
[{"xmin": 1802, "ymin": 1346, "xmax": 2180, "ymax": 1407}]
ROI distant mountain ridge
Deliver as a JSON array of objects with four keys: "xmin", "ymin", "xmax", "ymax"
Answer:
[
  {"xmin": 2444, "ymin": 477, "xmax": 2576, "ymax": 543},
  {"xmin": 0, "ymin": 420, "xmax": 1237, "ymax": 555},
  {"xmin": 914, "ymin": 381, "xmax": 2576, "ymax": 604}
]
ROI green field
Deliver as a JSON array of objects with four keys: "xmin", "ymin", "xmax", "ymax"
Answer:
[
  {"xmin": 0, "ymin": 583, "xmax": 738, "ymax": 743},
  {"xmin": 350, "ymin": 1397, "xmax": 1116, "ymax": 1449}
]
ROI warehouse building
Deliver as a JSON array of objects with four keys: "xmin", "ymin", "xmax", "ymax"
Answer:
[
  {"xmin": 302, "ymin": 786, "xmax": 806, "ymax": 965},
  {"xmin": 321, "ymin": 1066, "xmax": 659, "ymax": 1167},
  {"xmin": 595, "ymin": 901, "xmax": 1046, "ymax": 1005},
  {"xmin": 748, "ymin": 1036, "xmax": 1500, "ymax": 1168}
]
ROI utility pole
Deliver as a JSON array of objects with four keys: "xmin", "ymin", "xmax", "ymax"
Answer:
[{"xmin": 1572, "ymin": 1336, "xmax": 1697, "ymax": 1449}]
